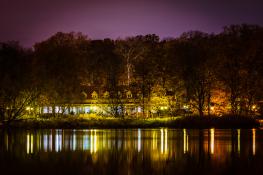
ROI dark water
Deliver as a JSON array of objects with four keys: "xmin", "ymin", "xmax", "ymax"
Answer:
[{"xmin": 0, "ymin": 128, "xmax": 263, "ymax": 175}]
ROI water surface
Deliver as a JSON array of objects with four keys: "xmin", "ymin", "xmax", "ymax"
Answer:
[{"xmin": 0, "ymin": 128, "xmax": 262, "ymax": 175}]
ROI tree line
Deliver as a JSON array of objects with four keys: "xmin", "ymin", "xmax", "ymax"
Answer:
[{"xmin": 1, "ymin": 24, "xmax": 263, "ymax": 122}]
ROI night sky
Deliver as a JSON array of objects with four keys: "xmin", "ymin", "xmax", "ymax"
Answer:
[{"xmin": 1, "ymin": 0, "xmax": 263, "ymax": 47}]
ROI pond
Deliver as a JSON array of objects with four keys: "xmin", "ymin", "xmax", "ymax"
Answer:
[{"xmin": 0, "ymin": 128, "xmax": 262, "ymax": 175}]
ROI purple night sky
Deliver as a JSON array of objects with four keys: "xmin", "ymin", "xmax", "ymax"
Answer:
[{"xmin": 1, "ymin": 0, "xmax": 263, "ymax": 47}]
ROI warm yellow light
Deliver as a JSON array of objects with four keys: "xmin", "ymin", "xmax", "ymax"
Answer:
[
  {"xmin": 252, "ymin": 105, "xmax": 257, "ymax": 110},
  {"xmin": 210, "ymin": 106, "xmax": 214, "ymax": 111},
  {"xmin": 26, "ymin": 106, "xmax": 33, "ymax": 111},
  {"xmin": 183, "ymin": 129, "xmax": 188, "ymax": 153},
  {"xmin": 252, "ymin": 128, "xmax": 256, "ymax": 155},
  {"xmin": 183, "ymin": 105, "xmax": 188, "ymax": 109},
  {"xmin": 210, "ymin": 128, "xmax": 214, "ymax": 154}
]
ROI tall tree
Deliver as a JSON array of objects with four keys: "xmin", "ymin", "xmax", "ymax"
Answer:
[{"xmin": 0, "ymin": 42, "xmax": 38, "ymax": 124}]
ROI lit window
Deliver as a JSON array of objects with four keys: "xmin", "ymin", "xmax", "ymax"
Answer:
[
  {"xmin": 84, "ymin": 107, "xmax": 90, "ymax": 113},
  {"xmin": 91, "ymin": 91, "xmax": 98, "ymax": 99},
  {"xmin": 43, "ymin": 106, "xmax": 48, "ymax": 114}
]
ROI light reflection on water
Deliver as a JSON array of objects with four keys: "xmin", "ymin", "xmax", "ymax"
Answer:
[
  {"xmin": 2, "ymin": 129, "xmax": 258, "ymax": 156},
  {"xmin": 0, "ymin": 128, "xmax": 262, "ymax": 175}
]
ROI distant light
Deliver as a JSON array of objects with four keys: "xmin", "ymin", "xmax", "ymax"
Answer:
[
  {"xmin": 183, "ymin": 105, "xmax": 188, "ymax": 109},
  {"xmin": 26, "ymin": 106, "xmax": 33, "ymax": 111}
]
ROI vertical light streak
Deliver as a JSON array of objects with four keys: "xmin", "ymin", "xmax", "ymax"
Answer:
[
  {"xmin": 164, "ymin": 128, "xmax": 168, "ymax": 153},
  {"xmin": 138, "ymin": 129, "xmax": 141, "ymax": 152},
  {"xmin": 73, "ymin": 131, "xmax": 76, "ymax": 151},
  {"xmin": 43, "ymin": 134, "xmax": 48, "ymax": 152},
  {"xmin": 83, "ymin": 133, "xmax": 89, "ymax": 151},
  {"xmin": 94, "ymin": 130, "xmax": 97, "ymax": 153},
  {"xmin": 183, "ymin": 129, "xmax": 188, "ymax": 153},
  {"xmin": 31, "ymin": 134, "xmax": 33, "ymax": 154},
  {"xmin": 210, "ymin": 128, "xmax": 214, "ymax": 155},
  {"xmin": 160, "ymin": 129, "xmax": 164, "ymax": 153},
  {"xmin": 103, "ymin": 131, "xmax": 106, "ymax": 149},
  {"xmin": 49, "ymin": 132, "xmax": 52, "ymax": 151},
  {"xmin": 27, "ymin": 134, "xmax": 30, "ymax": 154},
  {"xmin": 252, "ymin": 129, "xmax": 256, "ymax": 155},
  {"xmin": 55, "ymin": 130, "xmax": 62, "ymax": 152},
  {"xmin": 27, "ymin": 133, "xmax": 34, "ymax": 154},
  {"xmin": 237, "ymin": 129, "xmax": 240, "ymax": 154},
  {"xmin": 90, "ymin": 129, "xmax": 97, "ymax": 153},
  {"xmin": 152, "ymin": 131, "xmax": 157, "ymax": 150},
  {"xmin": 90, "ymin": 130, "xmax": 93, "ymax": 153}
]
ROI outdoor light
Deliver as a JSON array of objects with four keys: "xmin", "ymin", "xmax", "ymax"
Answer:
[
  {"xmin": 91, "ymin": 106, "xmax": 97, "ymax": 111},
  {"xmin": 183, "ymin": 105, "xmax": 188, "ymax": 109}
]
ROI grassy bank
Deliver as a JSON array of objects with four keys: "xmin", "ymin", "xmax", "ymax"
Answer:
[{"xmin": 0, "ymin": 114, "xmax": 260, "ymax": 129}]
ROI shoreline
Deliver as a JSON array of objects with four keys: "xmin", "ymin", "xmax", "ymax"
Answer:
[{"xmin": 0, "ymin": 115, "xmax": 260, "ymax": 129}]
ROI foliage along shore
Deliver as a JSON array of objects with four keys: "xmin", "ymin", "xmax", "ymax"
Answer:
[
  {"xmin": 1, "ymin": 24, "xmax": 263, "ymax": 125},
  {"xmin": 0, "ymin": 115, "xmax": 260, "ymax": 129}
]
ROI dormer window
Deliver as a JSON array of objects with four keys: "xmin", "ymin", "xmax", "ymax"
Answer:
[
  {"xmin": 103, "ymin": 91, "xmax": 109, "ymax": 98},
  {"xmin": 126, "ymin": 90, "xmax": 132, "ymax": 98},
  {"xmin": 91, "ymin": 91, "xmax": 98, "ymax": 99}
]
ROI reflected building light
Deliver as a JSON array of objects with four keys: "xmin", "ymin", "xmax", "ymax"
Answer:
[
  {"xmin": 152, "ymin": 131, "xmax": 157, "ymax": 150},
  {"xmin": 237, "ymin": 129, "xmax": 240, "ymax": 154},
  {"xmin": 183, "ymin": 129, "xmax": 188, "ymax": 153},
  {"xmin": 26, "ymin": 133, "xmax": 34, "ymax": 154},
  {"xmin": 55, "ymin": 130, "xmax": 62, "ymax": 152},
  {"xmin": 43, "ymin": 135, "xmax": 48, "ymax": 152},
  {"xmin": 138, "ymin": 129, "xmax": 141, "ymax": 152},
  {"xmin": 210, "ymin": 128, "xmax": 215, "ymax": 155},
  {"xmin": 160, "ymin": 129, "xmax": 164, "ymax": 153},
  {"xmin": 90, "ymin": 130, "xmax": 97, "ymax": 153},
  {"xmin": 90, "ymin": 132, "xmax": 93, "ymax": 153},
  {"xmin": 31, "ymin": 134, "xmax": 34, "ymax": 153},
  {"xmin": 49, "ymin": 133, "xmax": 53, "ymax": 151},
  {"xmin": 83, "ymin": 134, "xmax": 89, "ymax": 151},
  {"xmin": 164, "ymin": 129, "xmax": 168, "ymax": 153},
  {"xmin": 94, "ymin": 130, "xmax": 97, "ymax": 153},
  {"xmin": 27, "ymin": 134, "xmax": 30, "ymax": 154},
  {"xmin": 161, "ymin": 129, "xmax": 167, "ymax": 154},
  {"xmin": 103, "ymin": 132, "xmax": 106, "ymax": 149},
  {"xmin": 73, "ymin": 132, "xmax": 76, "ymax": 151},
  {"xmin": 36, "ymin": 134, "xmax": 41, "ymax": 152},
  {"xmin": 252, "ymin": 129, "xmax": 256, "ymax": 155}
]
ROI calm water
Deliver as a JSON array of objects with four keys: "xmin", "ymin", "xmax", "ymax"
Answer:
[{"xmin": 0, "ymin": 128, "xmax": 263, "ymax": 175}]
